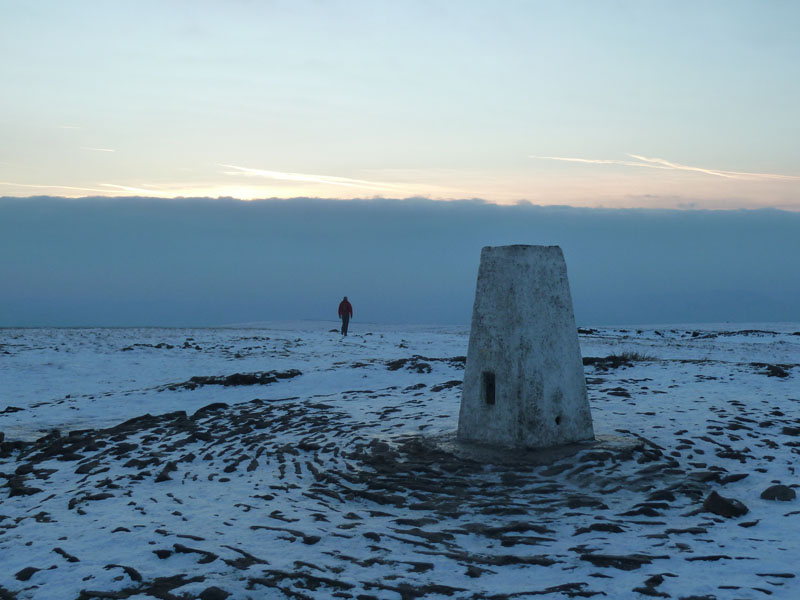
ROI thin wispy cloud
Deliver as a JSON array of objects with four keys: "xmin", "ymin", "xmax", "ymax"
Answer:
[
  {"xmin": 628, "ymin": 155, "xmax": 800, "ymax": 181},
  {"xmin": 99, "ymin": 183, "xmax": 166, "ymax": 194},
  {"xmin": 0, "ymin": 181, "xmax": 125, "ymax": 194},
  {"xmin": 57, "ymin": 125, "xmax": 82, "ymax": 130},
  {"xmin": 220, "ymin": 164, "xmax": 408, "ymax": 193},
  {"xmin": 531, "ymin": 155, "xmax": 675, "ymax": 171},
  {"xmin": 531, "ymin": 154, "xmax": 800, "ymax": 182},
  {"xmin": 81, "ymin": 146, "xmax": 116, "ymax": 153}
]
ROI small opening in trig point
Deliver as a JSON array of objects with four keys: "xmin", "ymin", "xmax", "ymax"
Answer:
[
  {"xmin": 482, "ymin": 371, "xmax": 495, "ymax": 405},
  {"xmin": 555, "ymin": 415, "xmax": 562, "ymax": 425}
]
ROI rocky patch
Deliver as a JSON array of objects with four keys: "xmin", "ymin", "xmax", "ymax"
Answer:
[
  {"xmin": 164, "ymin": 369, "xmax": 302, "ymax": 391},
  {"xmin": 385, "ymin": 355, "xmax": 466, "ymax": 372}
]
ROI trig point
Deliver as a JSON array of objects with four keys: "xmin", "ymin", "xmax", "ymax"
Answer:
[{"xmin": 458, "ymin": 245, "xmax": 594, "ymax": 449}]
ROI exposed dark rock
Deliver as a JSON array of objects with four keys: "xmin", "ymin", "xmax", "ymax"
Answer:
[
  {"xmin": 574, "ymin": 523, "xmax": 625, "ymax": 536},
  {"xmin": 702, "ymin": 491, "xmax": 748, "ymax": 518},
  {"xmin": 620, "ymin": 506, "xmax": 661, "ymax": 517},
  {"xmin": 430, "ymin": 380, "xmax": 463, "ymax": 392},
  {"xmin": 465, "ymin": 564, "xmax": 489, "ymax": 578},
  {"xmin": 386, "ymin": 355, "xmax": 465, "ymax": 372},
  {"xmin": 632, "ymin": 586, "xmax": 669, "ymax": 598},
  {"xmin": 0, "ymin": 584, "xmax": 18, "ymax": 600},
  {"xmin": 360, "ymin": 580, "xmax": 465, "ymax": 598},
  {"xmin": 567, "ymin": 496, "xmax": 608, "ymax": 510},
  {"xmin": 644, "ymin": 574, "xmax": 665, "ymax": 587},
  {"xmin": 143, "ymin": 574, "xmax": 206, "ymax": 598},
  {"xmin": 199, "ymin": 587, "xmax": 231, "ymax": 600},
  {"xmin": 719, "ymin": 473, "xmax": 748, "ymax": 485},
  {"xmin": 155, "ymin": 461, "xmax": 178, "ymax": 483},
  {"xmin": 606, "ymin": 388, "xmax": 631, "ymax": 398},
  {"xmin": 760, "ymin": 484, "xmax": 796, "ymax": 501},
  {"xmin": 404, "ymin": 383, "xmax": 427, "ymax": 391},
  {"xmin": 53, "ymin": 547, "xmax": 80, "ymax": 562},
  {"xmin": 646, "ymin": 490, "xmax": 676, "ymax": 502},
  {"xmin": 173, "ymin": 543, "xmax": 218, "ymax": 563},
  {"xmin": 193, "ymin": 402, "xmax": 230, "ymax": 417},
  {"xmin": 583, "ymin": 355, "xmax": 633, "ymax": 371},
  {"xmin": 738, "ymin": 520, "xmax": 759, "ymax": 528},
  {"xmin": 75, "ymin": 460, "xmax": 102, "ymax": 475},
  {"xmin": 6, "ymin": 476, "xmax": 42, "ymax": 497},
  {"xmin": 750, "ymin": 363, "xmax": 791, "ymax": 378},
  {"xmin": 86, "ymin": 492, "xmax": 114, "ymax": 502},
  {"xmin": 0, "ymin": 439, "xmax": 27, "ymax": 458},
  {"xmin": 580, "ymin": 553, "xmax": 667, "ymax": 570},
  {"xmin": 172, "ymin": 369, "xmax": 302, "ymax": 390},
  {"xmin": 104, "ymin": 564, "xmax": 142, "ymax": 582},
  {"xmin": 68, "ymin": 492, "xmax": 114, "ymax": 510},
  {"xmin": 249, "ymin": 569, "xmax": 356, "ymax": 593},
  {"xmin": 15, "ymin": 566, "xmax": 40, "ymax": 581},
  {"xmin": 107, "ymin": 442, "xmax": 138, "ymax": 457},
  {"xmin": 665, "ymin": 527, "xmax": 706, "ymax": 535},
  {"xmin": 221, "ymin": 545, "xmax": 269, "ymax": 570}
]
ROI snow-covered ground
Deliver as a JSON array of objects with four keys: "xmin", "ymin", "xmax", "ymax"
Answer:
[{"xmin": 1, "ymin": 322, "xmax": 798, "ymax": 599}]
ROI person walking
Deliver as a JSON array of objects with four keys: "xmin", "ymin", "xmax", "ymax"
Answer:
[{"xmin": 338, "ymin": 296, "xmax": 353, "ymax": 336}]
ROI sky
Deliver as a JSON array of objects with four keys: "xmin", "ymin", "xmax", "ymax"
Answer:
[
  {"xmin": 1, "ymin": 0, "xmax": 799, "ymax": 209},
  {"xmin": 2, "ymin": 197, "xmax": 798, "ymax": 327}
]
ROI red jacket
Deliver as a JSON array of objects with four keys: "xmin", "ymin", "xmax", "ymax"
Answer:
[{"xmin": 338, "ymin": 299, "xmax": 353, "ymax": 318}]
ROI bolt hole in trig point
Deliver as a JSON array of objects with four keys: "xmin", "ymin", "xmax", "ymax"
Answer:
[{"xmin": 482, "ymin": 371, "xmax": 495, "ymax": 405}]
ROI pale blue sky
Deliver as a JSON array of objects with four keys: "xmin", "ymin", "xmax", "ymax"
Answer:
[{"xmin": 1, "ymin": 0, "xmax": 799, "ymax": 207}]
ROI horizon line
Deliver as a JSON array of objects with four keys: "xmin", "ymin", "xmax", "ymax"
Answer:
[{"xmin": 1, "ymin": 194, "xmax": 799, "ymax": 213}]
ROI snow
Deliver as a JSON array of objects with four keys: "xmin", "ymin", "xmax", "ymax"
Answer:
[{"xmin": 1, "ymin": 322, "xmax": 798, "ymax": 599}]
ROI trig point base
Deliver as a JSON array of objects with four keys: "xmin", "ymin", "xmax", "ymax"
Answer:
[{"xmin": 458, "ymin": 245, "xmax": 594, "ymax": 449}]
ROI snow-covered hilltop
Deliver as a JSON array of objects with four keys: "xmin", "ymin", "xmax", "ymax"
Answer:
[{"xmin": 1, "ymin": 324, "xmax": 798, "ymax": 599}]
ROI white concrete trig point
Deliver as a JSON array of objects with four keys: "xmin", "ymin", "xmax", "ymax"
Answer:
[{"xmin": 458, "ymin": 245, "xmax": 594, "ymax": 449}]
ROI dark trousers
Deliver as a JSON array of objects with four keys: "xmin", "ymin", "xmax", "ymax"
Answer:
[{"xmin": 341, "ymin": 314, "xmax": 350, "ymax": 336}]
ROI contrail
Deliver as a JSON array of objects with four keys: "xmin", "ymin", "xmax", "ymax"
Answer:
[
  {"xmin": 530, "ymin": 155, "xmax": 674, "ymax": 171},
  {"xmin": 531, "ymin": 154, "xmax": 800, "ymax": 181},
  {"xmin": 80, "ymin": 146, "xmax": 116, "ymax": 153},
  {"xmin": 628, "ymin": 154, "xmax": 800, "ymax": 181}
]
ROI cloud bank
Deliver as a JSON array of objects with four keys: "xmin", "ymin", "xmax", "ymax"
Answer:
[{"xmin": 1, "ymin": 196, "xmax": 798, "ymax": 327}]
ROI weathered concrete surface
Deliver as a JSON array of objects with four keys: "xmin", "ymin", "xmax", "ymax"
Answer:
[{"xmin": 458, "ymin": 245, "xmax": 594, "ymax": 449}]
